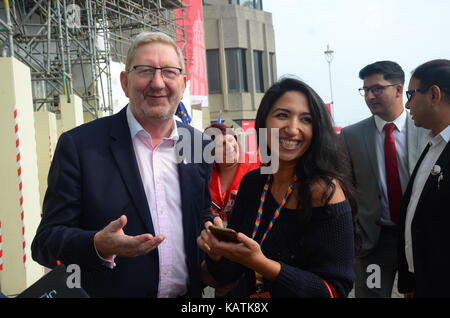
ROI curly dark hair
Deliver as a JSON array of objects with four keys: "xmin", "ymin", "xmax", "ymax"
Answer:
[{"xmin": 255, "ymin": 78, "xmax": 357, "ymax": 236}]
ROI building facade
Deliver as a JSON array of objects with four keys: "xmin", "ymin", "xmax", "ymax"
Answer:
[{"xmin": 203, "ymin": 0, "xmax": 277, "ymax": 128}]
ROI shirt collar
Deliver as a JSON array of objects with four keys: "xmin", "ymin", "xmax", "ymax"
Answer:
[
  {"xmin": 428, "ymin": 124, "xmax": 450, "ymax": 146},
  {"xmin": 441, "ymin": 125, "xmax": 450, "ymax": 143},
  {"xmin": 374, "ymin": 109, "xmax": 407, "ymax": 133},
  {"xmin": 126, "ymin": 105, "xmax": 179, "ymax": 144}
]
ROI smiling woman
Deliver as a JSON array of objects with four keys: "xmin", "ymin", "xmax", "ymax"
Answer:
[
  {"xmin": 198, "ymin": 78, "xmax": 357, "ymax": 298},
  {"xmin": 265, "ymin": 90, "xmax": 313, "ymax": 165}
]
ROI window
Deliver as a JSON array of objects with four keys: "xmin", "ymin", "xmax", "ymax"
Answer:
[
  {"xmin": 240, "ymin": 0, "xmax": 262, "ymax": 10},
  {"xmin": 226, "ymin": 48, "xmax": 248, "ymax": 92},
  {"xmin": 206, "ymin": 50, "xmax": 221, "ymax": 93},
  {"xmin": 269, "ymin": 53, "xmax": 276, "ymax": 85},
  {"xmin": 253, "ymin": 50, "xmax": 264, "ymax": 92},
  {"xmin": 241, "ymin": 0, "xmax": 253, "ymax": 8}
]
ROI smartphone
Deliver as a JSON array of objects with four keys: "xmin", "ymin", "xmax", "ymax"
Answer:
[{"xmin": 208, "ymin": 225, "xmax": 239, "ymax": 243}]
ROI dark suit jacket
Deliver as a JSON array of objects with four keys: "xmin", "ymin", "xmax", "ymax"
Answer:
[
  {"xmin": 398, "ymin": 141, "xmax": 450, "ymax": 297},
  {"xmin": 31, "ymin": 106, "xmax": 214, "ymax": 297}
]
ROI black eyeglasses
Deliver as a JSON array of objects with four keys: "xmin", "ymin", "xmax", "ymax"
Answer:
[
  {"xmin": 128, "ymin": 65, "xmax": 183, "ymax": 80},
  {"xmin": 358, "ymin": 84, "xmax": 399, "ymax": 97},
  {"xmin": 405, "ymin": 88, "xmax": 426, "ymax": 102}
]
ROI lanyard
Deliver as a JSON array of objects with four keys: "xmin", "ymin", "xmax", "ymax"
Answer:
[{"xmin": 251, "ymin": 174, "xmax": 298, "ymax": 294}]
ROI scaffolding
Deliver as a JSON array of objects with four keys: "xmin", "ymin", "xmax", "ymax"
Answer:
[{"xmin": 0, "ymin": 0, "xmax": 186, "ymax": 117}]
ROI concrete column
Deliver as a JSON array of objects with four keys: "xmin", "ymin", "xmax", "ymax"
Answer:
[
  {"xmin": 83, "ymin": 111, "xmax": 95, "ymax": 124},
  {"xmin": 218, "ymin": 18, "xmax": 229, "ymax": 111},
  {"xmin": 34, "ymin": 110, "xmax": 57, "ymax": 208},
  {"xmin": 0, "ymin": 57, "xmax": 44, "ymax": 296},
  {"xmin": 83, "ymin": 109, "xmax": 110, "ymax": 124},
  {"xmin": 247, "ymin": 20, "xmax": 256, "ymax": 111},
  {"xmin": 59, "ymin": 94, "xmax": 83, "ymax": 133},
  {"xmin": 262, "ymin": 23, "xmax": 270, "ymax": 91}
]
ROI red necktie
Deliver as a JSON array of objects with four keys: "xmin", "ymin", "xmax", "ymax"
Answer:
[{"xmin": 384, "ymin": 123, "xmax": 402, "ymax": 224}]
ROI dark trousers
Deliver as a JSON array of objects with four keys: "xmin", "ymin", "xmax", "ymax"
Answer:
[{"xmin": 354, "ymin": 226, "xmax": 398, "ymax": 298}]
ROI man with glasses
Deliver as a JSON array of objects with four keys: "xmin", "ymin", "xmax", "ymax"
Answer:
[
  {"xmin": 397, "ymin": 59, "xmax": 450, "ymax": 297},
  {"xmin": 32, "ymin": 32, "xmax": 216, "ymax": 297},
  {"xmin": 340, "ymin": 61, "xmax": 428, "ymax": 298}
]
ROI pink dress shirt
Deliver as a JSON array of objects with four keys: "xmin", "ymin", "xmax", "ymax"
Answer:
[
  {"xmin": 96, "ymin": 108, "xmax": 188, "ymax": 297},
  {"xmin": 128, "ymin": 108, "xmax": 188, "ymax": 297}
]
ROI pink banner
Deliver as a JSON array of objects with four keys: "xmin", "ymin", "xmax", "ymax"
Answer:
[{"xmin": 241, "ymin": 120, "xmax": 258, "ymax": 162}]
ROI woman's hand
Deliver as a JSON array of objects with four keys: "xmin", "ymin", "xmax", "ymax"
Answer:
[
  {"xmin": 209, "ymin": 232, "xmax": 281, "ymax": 280},
  {"xmin": 197, "ymin": 219, "xmax": 281, "ymax": 280},
  {"xmin": 211, "ymin": 232, "xmax": 262, "ymax": 267},
  {"xmin": 197, "ymin": 216, "xmax": 224, "ymax": 262}
]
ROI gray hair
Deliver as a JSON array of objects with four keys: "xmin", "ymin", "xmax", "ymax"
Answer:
[{"xmin": 125, "ymin": 31, "xmax": 184, "ymax": 72}]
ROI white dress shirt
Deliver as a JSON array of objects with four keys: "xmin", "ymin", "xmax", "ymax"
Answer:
[
  {"xmin": 374, "ymin": 110, "xmax": 409, "ymax": 224},
  {"xmin": 405, "ymin": 125, "xmax": 450, "ymax": 273}
]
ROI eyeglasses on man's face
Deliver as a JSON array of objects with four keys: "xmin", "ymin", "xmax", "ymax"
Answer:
[
  {"xmin": 358, "ymin": 84, "xmax": 399, "ymax": 97},
  {"xmin": 406, "ymin": 87, "xmax": 450, "ymax": 102},
  {"xmin": 128, "ymin": 65, "xmax": 183, "ymax": 81},
  {"xmin": 405, "ymin": 88, "xmax": 426, "ymax": 102}
]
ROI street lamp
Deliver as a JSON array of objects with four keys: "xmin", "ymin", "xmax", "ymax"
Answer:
[{"xmin": 324, "ymin": 44, "xmax": 334, "ymax": 117}]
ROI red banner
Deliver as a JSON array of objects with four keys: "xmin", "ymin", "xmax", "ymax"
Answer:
[{"xmin": 175, "ymin": 0, "xmax": 208, "ymax": 107}]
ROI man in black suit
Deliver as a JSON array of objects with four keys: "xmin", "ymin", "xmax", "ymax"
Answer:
[
  {"xmin": 31, "ymin": 31, "xmax": 217, "ymax": 297},
  {"xmin": 398, "ymin": 59, "xmax": 450, "ymax": 297}
]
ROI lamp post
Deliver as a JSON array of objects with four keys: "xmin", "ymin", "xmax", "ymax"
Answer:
[{"xmin": 324, "ymin": 44, "xmax": 334, "ymax": 117}]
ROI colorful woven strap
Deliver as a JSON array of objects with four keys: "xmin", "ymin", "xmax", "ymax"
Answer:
[{"xmin": 252, "ymin": 174, "xmax": 298, "ymax": 291}]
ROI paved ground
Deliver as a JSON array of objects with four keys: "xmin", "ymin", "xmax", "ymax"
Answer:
[
  {"xmin": 203, "ymin": 274, "xmax": 403, "ymax": 298},
  {"xmin": 348, "ymin": 273, "xmax": 402, "ymax": 298}
]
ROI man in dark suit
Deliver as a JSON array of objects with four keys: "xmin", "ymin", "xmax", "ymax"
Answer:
[
  {"xmin": 31, "ymin": 31, "xmax": 217, "ymax": 297},
  {"xmin": 398, "ymin": 59, "xmax": 450, "ymax": 297},
  {"xmin": 340, "ymin": 61, "xmax": 428, "ymax": 297}
]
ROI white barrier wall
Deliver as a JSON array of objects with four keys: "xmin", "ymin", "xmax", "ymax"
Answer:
[
  {"xmin": 84, "ymin": 109, "xmax": 109, "ymax": 124},
  {"xmin": 0, "ymin": 57, "xmax": 44, "ymax": 296},
  {"xmin": 59, "ymin": 94, "xmax": 83, "ymax": 133},
  {"xmin": 34, "ymin": 110, "xmax": 57, "ymax": 208}
]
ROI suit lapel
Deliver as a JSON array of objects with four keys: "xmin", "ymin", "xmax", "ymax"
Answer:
[
  {"xmin": 414, "ymin": 142, "xmax": 450, "ymax": 217},
  {"xmin": 406, "ymin": 113, "xmax": 428, "ymax": 175},
  {"xmin": 362, "ymin": 117, "xmax": 382, "ymax": 186},
  {"xmin": 175, "ymin": 122, "xmax": 201, "ymax": 230},
  {"xmin": 397, "ymin": 142, "xmax": 431, "ymax": 226},
  {"xmin": 406, "ymin": 114, "xmax": 417, "ymax": 174},
  {"xmin": 109, "ymin": 107, "xmax": 155, "ymax": 234},
  {"xmin": 175, "ymin": 121, "xmax": 205, "ymax": 278}
]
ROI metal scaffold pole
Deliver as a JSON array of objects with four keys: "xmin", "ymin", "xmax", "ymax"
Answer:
[{"xmin": 0, "ymin": 0, "xmax": 186, "ymax": 117}]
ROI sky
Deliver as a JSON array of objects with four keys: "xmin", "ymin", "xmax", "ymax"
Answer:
[{"xmin": 263, "ymin": 0, "xmax": 450, "ymax": 127}]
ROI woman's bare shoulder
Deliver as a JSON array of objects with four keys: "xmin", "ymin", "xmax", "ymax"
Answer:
[{"xmin": 310, "ymin": 178, "xmax": 346, "ymax": 208}]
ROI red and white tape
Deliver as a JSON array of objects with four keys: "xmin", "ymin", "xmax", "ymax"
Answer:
[
  {"xmin": 48, "ymin": 135, "xmax": 53, "ymax": 160},
  {"xmin": 13, "ymin": 106, "xmax": 26, "ymax": 264},
  {"xmin": 0, "ymin": 221, "xmax": 3, "ymax": 271}
]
